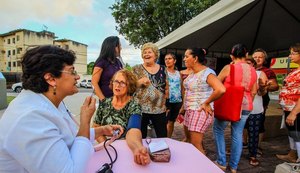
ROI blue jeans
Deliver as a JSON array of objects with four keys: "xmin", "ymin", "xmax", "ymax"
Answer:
[{"xmin": 213, "ymin": 110, "xmax": 250, "ymax": 170}]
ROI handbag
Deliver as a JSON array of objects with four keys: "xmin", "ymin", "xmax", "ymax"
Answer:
[
  {"xmin": 214, "ymin": 65, "xmax": 244, "ymax": 122},
  {"xmin": 146, "ymin": 138, "xmax": 171, "ymax": 162}
]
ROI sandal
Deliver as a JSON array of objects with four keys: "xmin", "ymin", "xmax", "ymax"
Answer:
[
  {"xmin": 229, "ymin": 167, "xmax": 237, "ymax": 173},
  {"xmin": 249, "ymin": 157, "xmax": 260, "ymax": 166},
  {"xmin": 214, "ymin": 161, "xmax": 227, "ymax": 171}
]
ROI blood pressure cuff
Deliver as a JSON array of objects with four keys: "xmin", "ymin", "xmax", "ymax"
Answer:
[{"xmin": 127, "ymin": 114, "xmax": 142, "ymax": 130}]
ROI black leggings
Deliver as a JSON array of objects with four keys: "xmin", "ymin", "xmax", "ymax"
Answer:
[
  {"xmin": 167, "ymin": 102, "xmax": 182, "ymax": 122},
  {"xmin": 141, "ymin": 112, "xmax": 167, "ymax": 138},
  {"xmin": 285, "ymin": 111, "xmax": 300, "ymax": 141},
  {"xmin": 247, "ymin": 113, "xmax": 263, "ymax": 157}
]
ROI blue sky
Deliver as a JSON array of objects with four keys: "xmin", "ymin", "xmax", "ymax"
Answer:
[{"xmin": 0, "ymin": 0, "xmax": 143, "ymax": 66}]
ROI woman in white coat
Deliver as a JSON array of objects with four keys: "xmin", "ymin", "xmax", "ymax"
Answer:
[{"xmin": 0, "ymin": 45, "xmax": 123, "ymax": 173}]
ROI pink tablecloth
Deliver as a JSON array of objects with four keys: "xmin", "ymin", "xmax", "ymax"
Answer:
[{"xmin": 85, "ymin": 138, "xmax": 223, "ymax": 173}]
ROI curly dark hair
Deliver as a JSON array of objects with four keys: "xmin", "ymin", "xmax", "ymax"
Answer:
[
  {"xmin": 109, "ymin": 69, "xmax": 138, "ymax": 96},
  {"xmin": 21, "ymin": 45, "xmax": 76, "ymax": 93}
]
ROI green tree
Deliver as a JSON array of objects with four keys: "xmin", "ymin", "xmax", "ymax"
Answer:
[
  {"xmin": 110, "ymin": 0, "xmax": 220, "ymax": 48},
  {"xmin": 125, "ymin": 63, "xmax": 132, "ymax": 71},
  {"xmin": 87, "ymin": 62, "xmax": 95, "ymax": 75}
]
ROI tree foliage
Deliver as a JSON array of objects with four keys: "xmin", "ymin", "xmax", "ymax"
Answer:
[
  {"xmin": 87, "ymin": 62, "xmax": 95, "ymax": 75},
  {"xmin": 110, "ymin": 0, "xmax": 220, "ymax": 48}
]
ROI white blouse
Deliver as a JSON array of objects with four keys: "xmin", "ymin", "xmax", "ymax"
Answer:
[{"xmin": 0, "ymin": 90, "xmax": 94, "ymax": 173}]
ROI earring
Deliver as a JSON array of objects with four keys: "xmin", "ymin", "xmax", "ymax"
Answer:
[{"xmin": 53, "ymin": 85, "xmax": 56, "ymax": 95}]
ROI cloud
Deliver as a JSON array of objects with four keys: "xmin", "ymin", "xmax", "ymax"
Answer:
[
  {"xmin": 0, "ymin": 0, "xmax": 142, "ymax": 66},
  {"xmin": 0, "ymin": 0, "xmax": 96, "ymax": 31}
]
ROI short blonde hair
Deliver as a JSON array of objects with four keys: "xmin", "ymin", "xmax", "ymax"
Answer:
[
  {"xmin": 141, "ymin": 42, "xmax": 160, "ymax": 60},
  {"xmin": 109, "ymin": 69, "xmax": 138, "ymax": 96}
]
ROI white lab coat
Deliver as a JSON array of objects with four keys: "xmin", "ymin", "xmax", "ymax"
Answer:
[{"xmin": 0, "ymin": 90, "xmax": 94, "ymax": 173}]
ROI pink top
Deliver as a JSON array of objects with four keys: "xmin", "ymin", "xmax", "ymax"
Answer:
[{"xmin": 224, "ymin": 62, "xmax": 257, "ymax": 111}]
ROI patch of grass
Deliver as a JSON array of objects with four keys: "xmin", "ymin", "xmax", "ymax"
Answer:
[{"xmin": 7, "ymin": 96, "xmax": 16, "ymax": 104}]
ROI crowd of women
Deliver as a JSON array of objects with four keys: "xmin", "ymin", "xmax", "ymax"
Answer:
[{"xmin": 0, "ymin": 35, "xmax": 299, "ymax": 173}]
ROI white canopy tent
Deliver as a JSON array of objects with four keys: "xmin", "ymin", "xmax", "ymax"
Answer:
[{"xmin": 156, "ymin": 0, "xmax": 300, "ymax": 55}]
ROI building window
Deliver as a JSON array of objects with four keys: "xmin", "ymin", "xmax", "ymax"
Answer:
[
  {"xmin": 12, "ymin": 50, "xmax": 15, "ymax": 55},
  {"xmin": 12, "ymin": 38, "xmax": 15, "ymax": 44},
  {"xmin": 17, "ymin": 61, "xmax": 21, "ymax": 67},
  {"xmin": 7, "ymin": 39, "xmax": 10, "ymax": 44},
  {"xmin": 17, "ymin": 35, "xmax": 20, "ymax": 41},
  {"xmin": 17, "ymin": 48, "xmax": 22, "ymax": 54},
  {"xmin": 8, "ymin": 62, "xmax": 11, "ymax": 67},
  {"xmin": 7, "ymin": 50, "xmax": 11, "ymax": 57},
  {"xmin": 13, "ymin": 62, "xmax": 16, "ymax": 67}
]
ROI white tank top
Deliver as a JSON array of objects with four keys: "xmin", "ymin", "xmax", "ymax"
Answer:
[{"xmin": 251, "ymin": 71, "xmax": 264, "ymax": 114}]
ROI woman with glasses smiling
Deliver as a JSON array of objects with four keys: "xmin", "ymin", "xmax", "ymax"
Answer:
[
  {"xmin": 0, "ymin": 45, "xmax": 123, "ymax": 173},
  {"xmin": 93, "ymin": 69, "xmax": 151, "ymax": 165},
  {"xmin": 278, "ymin": 43, "xmax": 300, "ymax": 163}
]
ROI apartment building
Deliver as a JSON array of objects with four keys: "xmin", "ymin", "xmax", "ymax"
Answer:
[
  {"xmin": 54, "ymin": 39, "xmax": 87, "ymax": 75},
  {"xmin": 0, "ymin": 29, "xmax": 87, "ymax": 74}
]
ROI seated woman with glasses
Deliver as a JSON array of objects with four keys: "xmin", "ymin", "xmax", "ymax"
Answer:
[
  {"xmin": 93, "ymin": 69, "xmax": 151, "ymax": 165},
  {"xmin": 0, "ymin": 45, "xmax": 123, "ymax": 173}
]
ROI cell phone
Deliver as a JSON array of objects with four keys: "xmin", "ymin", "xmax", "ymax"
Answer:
[{"xmin": 176, "ymin": 113, "xmax": 184, "ymax": 124}]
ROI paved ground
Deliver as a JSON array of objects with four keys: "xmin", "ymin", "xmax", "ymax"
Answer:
[
  {"xmin": 1, "ymin": 93, "xmax": 290, "ymax": 173},
  {"xmin": 170, "ymin": 100, "xmax": 289, "ymax": 173}
]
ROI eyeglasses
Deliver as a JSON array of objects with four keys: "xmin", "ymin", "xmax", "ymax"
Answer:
[
  {"xmin": 61, "ymin": 70, "xmax": 78, "ymax": 76},
  {"xmin": 290, "ymin": 52, "xmax": 299, "ymax": 55},
  {"xmin": 112, "ymin": 80, "xmax": 127, "ymax": 87}
]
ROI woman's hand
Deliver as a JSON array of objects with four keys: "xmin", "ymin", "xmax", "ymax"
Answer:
[
  {"xmin": 199, "ymin": 103, "xmax": 213, "ymax": 117},
  {"xmin": 179, "ymin": 107, "xmax": 185, "ymax": 115},
  {"xmin": 138, "ymin": 77, "xmax": 150, "ymax": 87},
  {"xmin": 95, "ymin": 125, "xmax": 124, "ymax": 139},
  {"xmin": 133, "ymin": 146, "xmax": 151, "ymax": 165},
  {"xmin": 286, "ymin": 114, "xmax": 297, "ymax": 126},
  {"xmin": 80, "ymin": 96, "xmax": 96, "ymax": 125}
]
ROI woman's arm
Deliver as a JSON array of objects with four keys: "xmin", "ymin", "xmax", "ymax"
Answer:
[
  {"xmin": 136, "ymin": 77, "xmax": 150, "ymax": 88},
  {"xmin": 201, "ymin": 74, "xmax": 226, "ymax": 115},
  {"xmin": 257, "ymin": 71, "xmax": 268, "ymax": 96},
  {"xmin": 217, "ymin": 65, "xmax": 230, "ymax": 82},
  {"xmin": 126, "ymin": 128, "xmax": 150, "ymax": 165},
  {"xmin": 92, "ymin": 123, "xmax": 106, "ymax": 143},
  {"xmin": 91, "ymin": 67, "xmax": 105, "ymax": 101},
  {"xmin": 286, "ymin": 98, "xmax": 300, "ymax": 126},
  {"xmin": 77, "ymin": 96, "xmax": 96, "ymax": 139}
]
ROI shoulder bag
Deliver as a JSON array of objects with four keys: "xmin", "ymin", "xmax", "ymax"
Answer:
[{"xmin": 214, "ymin": 65, "xmax": 244, "ymax": 122}]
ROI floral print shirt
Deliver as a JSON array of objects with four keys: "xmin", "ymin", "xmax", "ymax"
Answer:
[
  {"xmin": 183, "ymin": 68, "xmax": 215, "ymax": 111},
  {"xmin": 167, "ymin": 70, "xmax": 182, "ymax": 103},
  {"xmin": 279, "ymin": 69, "xmax": 300, "ymax": 111},
  {"xmin": 93, "ymin": 98, "xmax": 142, "ymax": 130},
  {"xmin": 132, "ymin": 64, "xmax": 167, "ymax": 114}
]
